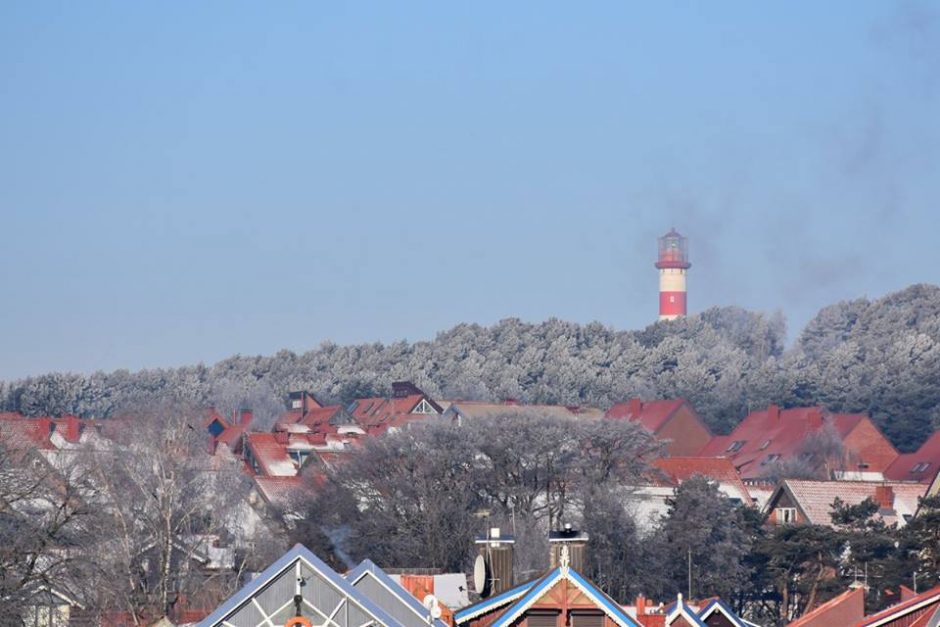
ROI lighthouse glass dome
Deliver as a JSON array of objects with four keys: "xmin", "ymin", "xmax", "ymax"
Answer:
[{"xmin": 655, "ymin": 229, "xmax": 691, "ymax": 269}]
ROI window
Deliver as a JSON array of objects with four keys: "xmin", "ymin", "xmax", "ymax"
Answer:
[
  {"xmin": 570, "ymin": 613, "xmax": 604, "ymax": 627},
  {"xmin": 726, "ymin": 440, "xmax": 746, "ymax": 453},
  {"xmin": 289, "ymin": 450, "xmax": 310, "ymax": 466},
  {"xmin": 760, "ymin": 439, "xmax": 772, "ymax": 450},
  {"xmin": 526, "ymin": 612, "xmax": 560, "ymax": 627},
  {"xmin": 775, "ymin": 507, "xmax": 797, "ymax": 524},
  {"xmin": 912, "ymin": 462, "xmax": 932, "ymax": 473},
  {"xmin": 412, "ymin": 399, "xmax": 438, "ymax": 415},
  {"xmin": 291, "ymin": 399, "xmax": 303, "ymax": 409},
  {"xmin": 762, "ymin": 454, "xmax": 781, "ymax": 465}
]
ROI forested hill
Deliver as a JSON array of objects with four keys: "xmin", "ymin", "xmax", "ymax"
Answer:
[{"xmin": 3, "ymin": 284, "xmax": 940, "ymax": 451}]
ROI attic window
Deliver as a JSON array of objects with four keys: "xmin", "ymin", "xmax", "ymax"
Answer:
[
  {"xmin": 526, "ymin": 611, "xmax": 560, "ymax": 627},
  {"xmin": 762, "ymin": 454, "xmax": 781, "ymax": 465},
  {"xmin": 775, "ymin": 507, "xmax": 797, "ymax": 524},
  {"xmin": 570, "ymin": 613, "xmax": 604, "ymax": 627},
  {"xmin": 912, "ymin": 462, "xmax": 931, "ymax": 473},
  {"xmin": 759, "ymin": 439, "xmax": 772, "ymax": 450},
  {"xmin": 289, "ymin": 450, "xmax": 310, "ymax": 466},
  {"xmin": 412, "ymin": 399, "xmax": 437, "ymax": 415},
  {"xmin": 291, "ymin": 400, "xmax": 303, "ymax": 409},
  {"xmin": 726, "ymin": 440, "xmax": 746, "ymax": 453}
]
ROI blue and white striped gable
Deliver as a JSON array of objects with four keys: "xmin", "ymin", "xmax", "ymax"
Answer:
[
  {"xmin": 697, "ymin": 599, "xmax": 749, "ymax": 627},
  {"xmin": 457, "ymin": 566, "xmax": 640, "ymax": 627},
  {"xmin": 198, "ymin": 545, "xmax": 404, "ymax": 627},
  {"xmin": 346, "ymin": 559, "xmax": 449, "ymax": 627},
  {"xmin": 453, "ymin": 579, "xmax": 536, "ymax": 624},
  {"xmin": 664, "ymin": 595, "xmax": 707, "ymax": 627}
]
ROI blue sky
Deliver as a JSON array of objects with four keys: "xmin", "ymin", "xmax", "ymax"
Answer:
[{"xmin": 1, "ymin": 2, "xmax": 938, "ymax": 380}]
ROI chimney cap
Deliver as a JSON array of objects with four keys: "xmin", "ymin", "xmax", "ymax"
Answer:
[{"xmin": 548, "ymin": 527, "xmax": 589, "ymax": 542}]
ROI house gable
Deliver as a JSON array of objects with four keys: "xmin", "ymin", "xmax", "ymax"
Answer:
[
  {"xmin": 764, "ymin": 483, "xmax": 808, "ymax": 526},
  {"xmin": 487, "ymin": 567, "xmax": 641, "ymax": 627},
  {"xmin": 843, "ymin": 418, "xmax": 899, "ymax": 474},
  {"xmin": 664, "ymin": 596, "xmax": 707, "ymax": 627},
  {"xmin": 855, "ymin": 584, "xmax": 940, "ymax": 626},
  {"xmin": 198, "ymin": 544, "xmax": 403, "ymax": 627},
  {"xmin": 453, "ymin": 581, "xmax": 536, "ymax": 625},
  {"xmin": 346, "ymin": 560, "xmax": 448, "ymax": 627},
  {"xmin": 697, "ymin": 599, "xmax": 748, "ymax": 627}
]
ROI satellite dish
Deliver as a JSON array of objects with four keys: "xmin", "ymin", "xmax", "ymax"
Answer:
[
  {"xmin": 473, "ymin": 555, "xmax": 487, "ymax": 595},
  {"xmin": 423, "ymin": 594, "xmax": 438, "ymax": 611},
  {"xmin": 430, "ymin": 606, "xmax": 443, "ymax": 619}
]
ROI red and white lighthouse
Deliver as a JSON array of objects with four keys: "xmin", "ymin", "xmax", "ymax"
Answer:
[{"xmin": 655, "ymin": 228, "xmax": 690, "ymax": 320}]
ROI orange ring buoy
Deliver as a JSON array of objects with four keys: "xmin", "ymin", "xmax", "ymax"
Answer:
[{"xmin": 285, "ymin": 617, "xmax": 312, "ymax": 627}]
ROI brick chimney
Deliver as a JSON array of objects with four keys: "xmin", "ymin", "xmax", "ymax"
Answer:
[
  {"xmin": 239, "ymin": 409, "xmax": 253, "ymax": 426},
  {"xmin": 635, "ymin": 595, "xmax": 647, "ymax": 617},
  {"xmin": 57, "ymin": 414, "xmax": 82, "ymax": 442},
  {"xmin": 874, "ymin": 485, "xmax": 894, "ymax": 510},
  {"xmin": 628, "ymin": 398, "xmax": 643, "ymax": 417}
]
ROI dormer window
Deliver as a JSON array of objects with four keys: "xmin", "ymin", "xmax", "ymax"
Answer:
[
  {"xmin": 726, "ymin": 440, "xmax": 746, "ymax": 453},
  {"xmin": 289, "ymin": 450, "xmax": 310, "ymax": 466},
  {"xmin": 775, "ymin": 507, "xmax": 797, "ymax": 524},
  {"xmin": 912, "ymin": 462, "xmax": 931, "ymax": 473},
  {"xmin": 761, "ymin": 454, "xmax": 781, "ymax": 466},
  {"xmin": 412, "ymin": 399, "xmax": 438, "ymax": 415},
  {"xmin": 291, "ymin": 400, "xmax": 303, "ymax": 409}
]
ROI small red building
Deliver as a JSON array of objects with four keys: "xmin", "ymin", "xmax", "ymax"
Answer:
[
  {"xmin": 885, "ymin": 430, "xmax": 940, "ymax": 484},
  {"xmin": 699, "ymin": 405, "xmax": 898, "ymax": 481},
  {"xmin": 606, "ymin": 399, "xmax": 712, "ymax": 457}
]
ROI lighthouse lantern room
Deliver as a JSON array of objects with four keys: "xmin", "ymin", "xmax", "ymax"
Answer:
[{"xmin": 655, "ymin": 229, "xmax": 690, "ymax": 320}]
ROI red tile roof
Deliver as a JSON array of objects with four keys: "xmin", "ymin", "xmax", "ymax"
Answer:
[
  {"xmin": 215, "ymin": 423, "xmax": 246, "ymax": 449},
  {"xmin": 855, "ymin": 584, "xmax": 940, "ymax": 626},
  {"xmin": 652, "ymin": 457, "xmax": 752, "ymax": 503},
  {"xmin": 0, "ymin": 414, "xmax": 55, "ymax": 450},
  {"xmin": 276, "ymin": 405, "xmax": 347, "ymax": 436},
  {"xmin": 787, "ymin": 587, "xmax": 865, "ymax": 627},
  {"xmin": 771, "ymin": 480, "xmax": 927, "ymax": 528},
  {"xmin": 244, "ymin": 433, "xmax": 299, "ymax": 477},
  {"xmin": 885, "ymin": 430, "xmax": 940, "ymax": 483},
  {"xmin": 606, "ymin": 399, "xmax": 686, "ymax": 433},
  {"xmin": 253, "ymin": 475, "xmax": 306, "ymax": 507},
  {"xmin": 349, "ymin": 394, "xmax": 442, "ymax": 435},
  {"xmin": 699, "ymin": 405, "xmax": 897, "ymax": 480}
]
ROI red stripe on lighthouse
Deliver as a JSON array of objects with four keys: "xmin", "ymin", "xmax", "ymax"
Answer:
[{"xmin": 659, "ymin": 291, "xmax": 687, "ymax": 317}]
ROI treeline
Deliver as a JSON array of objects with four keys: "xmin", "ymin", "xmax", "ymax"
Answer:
[
  {"xmin": 292, "ymin": 415, "xmax": 940, "ymax": 626},
  {"xmin": 3, "ymin": 284, "xmax": 940, "ymax": 450}
]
